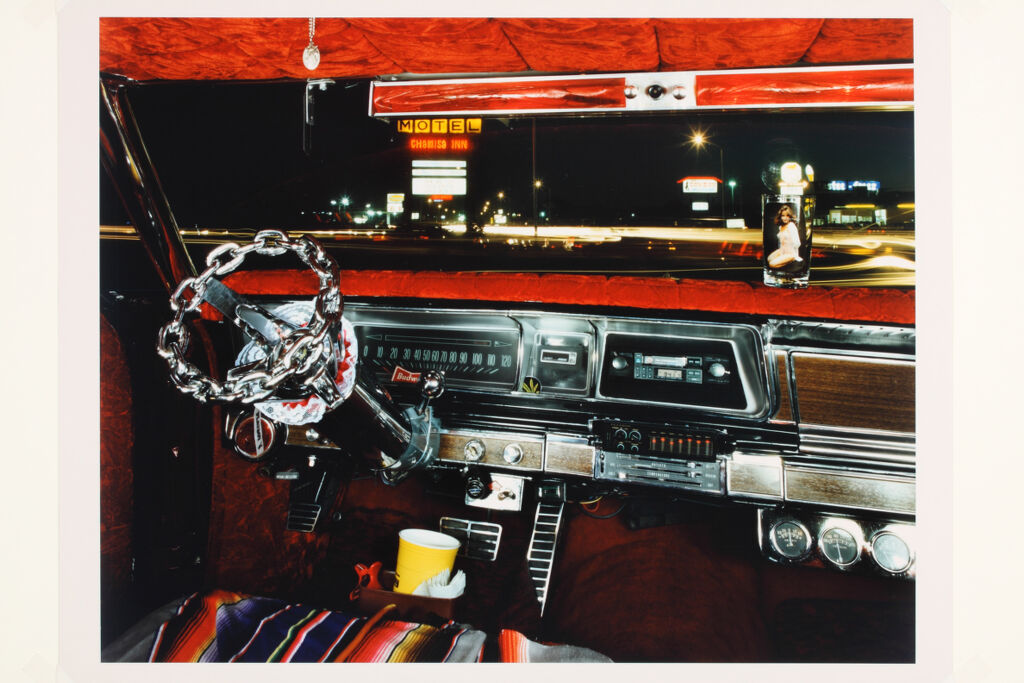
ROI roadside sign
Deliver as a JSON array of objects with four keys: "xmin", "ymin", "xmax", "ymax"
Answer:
[{"xmin": 681, "ymin": 177, "xmax": 719, "ymax": 193}]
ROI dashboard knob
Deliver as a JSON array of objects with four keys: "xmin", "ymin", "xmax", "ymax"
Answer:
[
  {"xmin": 464, "ymin": 439, "xmax": 486, "ymax": 462},
  {"xmin": 502, "ymin": 443, "xmax": 524, "ymax": 465},
  {"xmin": 465, "ymin": 469, "xmax": 491, "ymax": 500},
  {"xmin": 628, "ymin": 429, "xmax": 642, "ymax": 443},
  {"xmin": 611, "ymin": 356, "xmax": 629, "ymax": 370},
  {"xmin": 613, "ymin": 428, "xmax": 628, "ymax": 440},
  {"xmin": 708, "ymin": 362, "xmax": 727, "ymax": 378}
]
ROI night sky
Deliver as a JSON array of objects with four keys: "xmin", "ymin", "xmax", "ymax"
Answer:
[{"xmin": 105, "ymin": 80, "xmax": 914, "ymax": 230}]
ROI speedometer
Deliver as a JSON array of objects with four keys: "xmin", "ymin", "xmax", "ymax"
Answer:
[{"xmin": 359, "ymin": 325, "xmax": 520, "ymax": 391}]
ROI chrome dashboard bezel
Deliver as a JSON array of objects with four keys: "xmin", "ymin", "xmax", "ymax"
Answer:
[{"xmin": 343, "ymin": 303, "xmax": 773, "ymax": 420}]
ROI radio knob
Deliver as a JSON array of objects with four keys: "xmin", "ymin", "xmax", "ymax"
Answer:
[
  {"xmin": 464, "ymin": 439, "xmax": 486, "ymax": 462},
  {"xmin": 615, "ymin": 443, "xmax": 626, "ymax": 452},
  {"xmin": 629, "ymin": 444, "xmax": 640, "ymax": 453},
  {"xmin": 613, "ymin": 428, "xmax": 628, "ymax": 440},
  {"xmin": 502, "ymin": 443, "xmax": 524, "ymax": 465},
  {"xmin": 628, "ymin": 430, "xmax": 642, "ymax": 443},
  {"xmin": 612, "ymin": 356, "xmax": 629, "ymax": 370},
  {"xmin": 709, "ymin": 362, "xmax": 727, "ymax": 378}
]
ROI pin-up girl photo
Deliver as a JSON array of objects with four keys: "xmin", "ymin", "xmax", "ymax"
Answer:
[{"xmin": 766, "ymin": 204, "xmax": 804, "ymax": 269}]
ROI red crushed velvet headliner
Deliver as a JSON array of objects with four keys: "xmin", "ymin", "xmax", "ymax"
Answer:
[
  {"xmin": 100, "ymin": 18, "xmax": 912, "ymax": 82},
  {"xmin": 210, "ymin": 270, "xmax": 914, "ymax": 326}
]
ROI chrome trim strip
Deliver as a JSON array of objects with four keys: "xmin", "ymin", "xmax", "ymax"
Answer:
[
  {"xmin": 797, "ymin": 442, "xmax": 916, "ymax": 465},
  {"xmin": 777, "ymin": 345, "xmax": 916, "ymax": 362},
  {"xmin": 800, "ymin": 423, "xmax": 917, "ymax": 443},
  {"xmin": 783, "ymin": 455, "xmax": 915, "ymax": 478}
]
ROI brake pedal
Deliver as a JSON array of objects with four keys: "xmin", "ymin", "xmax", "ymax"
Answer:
[{"xmin": 440, "ymin": 517, "xmax": 503, "ymax": 561}]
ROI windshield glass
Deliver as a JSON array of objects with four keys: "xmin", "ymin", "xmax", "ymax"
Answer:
[{"xmin": 104, "ymin": 80, "xmax": 914, "ymax": 286}]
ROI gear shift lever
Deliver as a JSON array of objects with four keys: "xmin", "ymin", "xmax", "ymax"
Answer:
[{"xmin": 416, "ymin": 371, "xmax": 445, "ymax": 415}]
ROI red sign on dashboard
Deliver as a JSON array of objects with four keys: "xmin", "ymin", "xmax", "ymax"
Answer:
[{"xmin": 391, "ymin": 366, "xmax": 422, "ymax": 384}]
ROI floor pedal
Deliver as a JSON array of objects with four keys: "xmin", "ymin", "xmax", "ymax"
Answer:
[
  {"xmin": 286, "ymin": 502, "xmax": 322, "ymax": 533},
  {"xmin": 525, "ymin": 500, "xmax": 564, "ymax": 616},
  {"xmin": 439, "ymin": 517, "xmax": 503, "ymax": 562}
]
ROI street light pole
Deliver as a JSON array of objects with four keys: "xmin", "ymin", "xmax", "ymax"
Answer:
[
  {"xmin": 715, "ymin": 145, "xmax": 724, "ymax": 225},
  {"xmin": 691, "ymin": 133, "xmax": 725, "ymax": 226}
]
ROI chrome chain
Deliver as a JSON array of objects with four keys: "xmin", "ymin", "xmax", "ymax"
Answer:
[{"xmin": 157, "ymin": 230, "xmax": 343, "ymax": 404}]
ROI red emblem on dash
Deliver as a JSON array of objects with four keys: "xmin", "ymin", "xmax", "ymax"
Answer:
[{"xmin": 390, "ymin": 365, "xmax": 422, "ymax": 384}]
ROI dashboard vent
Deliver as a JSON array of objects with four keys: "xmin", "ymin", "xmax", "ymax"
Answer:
[{"xmin": 797, "ymin": 427, "xmax": 916, "ymax": 475}]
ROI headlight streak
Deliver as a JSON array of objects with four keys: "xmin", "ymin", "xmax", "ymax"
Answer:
[{"xmin": 101, "ymin": 225, "xmax": 916, "ymax": 286}]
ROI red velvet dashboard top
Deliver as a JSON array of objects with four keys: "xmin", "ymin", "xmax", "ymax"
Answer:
[
  {"xmin": 212, "ymin": 270, "xmax": 914, "ymax": 326},
  {"xmin": 99, "ymin": 18, "xmax": 913, "ymax": 82}
]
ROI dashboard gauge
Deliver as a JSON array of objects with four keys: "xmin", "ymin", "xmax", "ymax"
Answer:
[
  {"xmin": 769, "ymin": 520, "xmax": 812, "ymax": 560},
  {"xmin": 358, "ymin": 325, "xmax": 521, "ymax": 391},
  {"xmin": 871, "ymin": 532, "xmax": 913, "ymax": 574},
  {"xmin": 820, "ymin": 527, "xmax": 860, "ymax": 566}
]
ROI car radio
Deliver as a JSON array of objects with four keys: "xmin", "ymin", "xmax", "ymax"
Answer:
[{"xmin": 599, "ymin": 333, "xmax": 746, "ymax": 409}]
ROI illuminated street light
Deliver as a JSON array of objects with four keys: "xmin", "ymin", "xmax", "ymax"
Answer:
[
  {"xmin": 728, "ymin": 179, "xmax": 736, "ymax": 217},
  {"xmin": 690, "ymin": 133, "xmax": 725, "ymax": 226},
  {"xmin": 534, "ymin": 179, "xmax": 543, "ymax": 188},
  {"xmin": 340, "ymin": 196, "xmax": 350, "ymax": 207}
]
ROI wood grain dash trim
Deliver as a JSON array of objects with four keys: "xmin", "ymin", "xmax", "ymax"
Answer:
[
  {"xmin": 773, "ymin": 350, "xmax": 793, "ymax": 422},
  {"xmin": 438, "ymin": 432, "xmax": 544, "ymax": 471},
  {"xmin": 545, "ymin": 439, "xmax": 595, "ymax": 477},
  {"xmin": 785, "ymin": 467, "xmax": 915, "ymax": 514},
  {"xmin": 727, "ymin": 454, "xmax": 783, "ymax": 499},
  {"xmin": 792, "ymin": 353, "xmax": 914, "ymax": 433}
]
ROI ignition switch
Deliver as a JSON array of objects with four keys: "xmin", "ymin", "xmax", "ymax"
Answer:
[{"xmin": 465, "ymin": 468, "xmax": 493, "ymax": 500}]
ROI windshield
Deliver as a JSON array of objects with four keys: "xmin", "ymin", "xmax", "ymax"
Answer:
[{"xmin": 102, "ymin": 79, "xmax": 914, "ymax": 286}]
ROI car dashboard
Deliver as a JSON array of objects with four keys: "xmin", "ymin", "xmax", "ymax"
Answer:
[{"xmin": 228, "ymin": 298, "xmax": 916, "ymax": 581}]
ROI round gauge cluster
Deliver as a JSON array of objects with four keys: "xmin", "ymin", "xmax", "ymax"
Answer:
[
  {"xmin": 769, "ymin": 521, "xmax": 812, "ymax": 560},
  {"xmin": 870, "ymin": 532, "xmax": 913, "ymax": 574},
  {"xmin": 765, "ymin": 515, "xmax": 914, "ymax": 577},
  {"xmin": 820, "ymin": 527, "xmax": 860, "ymax": 566}
]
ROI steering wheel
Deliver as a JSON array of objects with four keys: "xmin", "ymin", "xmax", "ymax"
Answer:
[
  {"xmin": 157, "ymin": 230, "xmax": 345, "ymax": 407},
  {"xmin": 157, "ymin": 230, "xmax": 441, "ymax": 482}
]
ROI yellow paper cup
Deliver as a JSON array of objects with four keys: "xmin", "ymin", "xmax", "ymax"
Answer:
[{"xmin": 393, "ymin": 529, "xmax": 460, "ymax": 595}]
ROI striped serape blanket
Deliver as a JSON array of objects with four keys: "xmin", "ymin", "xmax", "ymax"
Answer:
[{"xmin": 147, "ymin": 590, "xmax": 486, "ymax": 662}]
